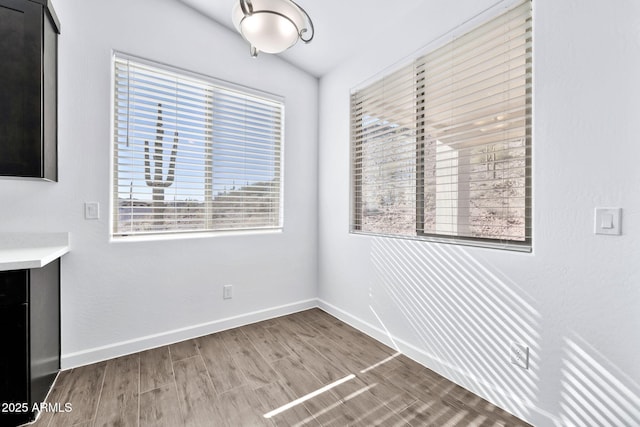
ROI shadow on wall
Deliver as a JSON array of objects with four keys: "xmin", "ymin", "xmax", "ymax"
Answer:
[
  {"xmin": 369, "ymin": 238, "xmax": 540, "ymax": 419},
  {"xmin": 559, "ymin": 334, "xmax": 640, "ymax": 426}
]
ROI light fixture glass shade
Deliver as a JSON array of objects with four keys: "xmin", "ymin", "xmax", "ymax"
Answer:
[
  {"xmin": 240, "ymin": 12, "xmax": 299, "ymax": 53},
  {"xmin": 232, "ymin": 0, "xmax": 313, "ymax": 56}
]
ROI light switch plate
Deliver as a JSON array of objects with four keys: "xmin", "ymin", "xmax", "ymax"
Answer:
[
  {"xmin": 84, "ymin": 202, "xmax": 100, "ymax": 220},
  {"xmin": 594, "ymin": 208, "xmax": 621, "ymax": 235}
]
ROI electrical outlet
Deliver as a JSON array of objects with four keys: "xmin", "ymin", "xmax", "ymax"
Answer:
[
  {"xmin": 510, "ymin": 342, "xmax": 529, "ymax": 370},
  {"xmin": 223, "ymin": 284, "xmax": 233, "ymax": 300}
]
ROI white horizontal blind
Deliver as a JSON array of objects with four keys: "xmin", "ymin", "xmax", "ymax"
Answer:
[
  {"xmin": 351, "ymin": 0, "xmax": 532, "ymax": 250},
  {"xmin": 351, "ymin": 64, "xmax": 421, "ymax": 237},
  {"xmin": 113, "ymin": 56, "xmax": 283, "ymax": 237}
]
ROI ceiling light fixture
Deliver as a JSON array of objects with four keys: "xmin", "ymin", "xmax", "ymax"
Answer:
[{"xmin": 232, "ymin": 0, "xmax": 314, "ymax": 58}]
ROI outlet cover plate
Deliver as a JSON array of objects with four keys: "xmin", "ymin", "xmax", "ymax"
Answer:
[
  {"xmin": 223, "ymin": 284, "xmax": 233, "ymax": 300},
  {"xmin": 84, "ymin": 202, "xmax": 100, "ymax": 220},
  {"xmin": 510, "ymin": 342, "xmax": 529, "ymax": 370}
]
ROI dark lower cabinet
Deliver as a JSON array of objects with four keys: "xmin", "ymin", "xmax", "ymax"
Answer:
[
  {"xmin": 0, "ymin": 259, "xmax": 60, "ymax": 426},
  {"xmin": 0, "ymin": 0, "xmax": 60, "ymax": 180}
]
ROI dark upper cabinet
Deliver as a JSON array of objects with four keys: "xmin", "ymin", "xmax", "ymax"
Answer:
[{"xmin": 0, "ymin": 0, "xmax": 60, "ymax": 181}]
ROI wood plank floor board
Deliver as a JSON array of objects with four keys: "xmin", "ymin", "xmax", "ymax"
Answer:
[
  {"xmin": 426, "ymin": 376, "xmax": 460, "ymax": 400},
  {"xmin": 271, "ymin": 329, "xmax": 348, "ymax": 385},
  {"xmin": 303, "ymin": 330, "xmax": 376, "ymax": 375},
  {"xmin": 295, "ymin": 310, "xmax": 398, "ymax": 375},
  {"xmin": 382, "ymin": 360, "xmax": 450, "ymax": 404},
  {"xmin": 196, "ymin": 333, "xmax": 245, "ymax": 394},
  {"xmin": 240, "ymin": 322, "xmax": 291, "ymax": 362},
  {"xmin": 328, "ymin": 376, "xmax": 400, "ymax": 426},
  {"xmin": 266, "ymin": 320, "xmax": 356, "ymax": 385},
  {"xmin": 383, "ymin": 361, "xmax": 432, "ymax": 388},
  {"xmin": 218, "ymin": 328, "xmax": 280, "ymax": 389},
  {"xmin": 263, "ymin": 355, "xmax": 355, "ymax": 426},
  {"xmin": 399, "ymin": 399, "xmax": 455, "ymax": 427},
  {"xmin": 330, "ymin": 374, "xmax": 416, "ymax": 417},
  {"xmin": 47, "ymin": 362, "xmax": 107, "ymax": 427},
  {"xmin": 303, "ymin": 321, "xmax": 406, "ymax": 382},
  {"xmin": 140, "ymin": 346, "xmax": 174, "ymax": 393},
  {"xmin": 355, "ymin": 373, "xmax": 417, "ymax": 414},
  {"xmin": 323, "ymin": 374, "xmax": 409, "ymax": 426},
  {"xmin": 139, "ymin": 384, "xmax": 185, "ymax": 427},
  {"xmin": 300, "ymin": 313, "xmax": 398, "ymax": 373},
  {"xmin": 343, "ymin": 392, "xmax": 409, "ymax": 427},
  {"xmin": 286, "ymin": 311, "xmax": 345, "ymax": 347},
  {"xmin": 249, "ymin": 317, "xmax": 282, "ymax": 331},
  {"xmin": 253, "ymin": 380, "xmax": 319, "ymax": 427},
  {"xmin": 262, "ymin": 322, "xmax": 304, "ymax": 355},
  {"xmin": 34, "ymin": 309, "xmax": 531, "ymax": 427},
  {"xmin": 173, "ymin": 355, "xmax": 224, "ymax": 427},
  {"xmin": 93, "ymin": 353, "xmax": 140, "ymax": 427},
  {"xmin": 301, "ymin": 392, "xmax": 355, "ymax": 427},
  {"xmin": 441, "ymin": 386, "xmax": 484, "ymax": 413},
  {"xmin": 301, "ymin": 336, "xmax": 358, "ymax": 377},
  {"xmin": 270, "ymin": 356, "xmax": 325, "ymax": 399},
  {"xmin": 263, "ymin": 322, "xmax": 304, "ymax": 354},
  {"xmin": 30, "ymin": 369, "xmax": 71, "ymax": 427},
  {"xmin": 216, "ymin": 385, "xmax": 272, "ymax": 427},
  {"xmin": 294, "ymin": 310, "xmax": 381, "ymax": 351},
  {"xmin": 420, "ymin": 400, "xmax": 480, "ymax": 427},
  {"xmin": 275, "ymin": 315, "xmax": 319, "ymax": 341},
  {"xmin": 396, "ymin": 355, "xmax": 446, "ymax": 387},
  {"xmin": 351, "ymin": 411, "xmax": 409, "ymax": 427},
  {"xmin": 169, "ymin": 339, "xmax": 200, "ymax": 362},
  {"xmin": 441, "ymin": 386, "xmax": 526, "ymax": 426},
  {"xmin": 356, "ymin": 352, "xmax": 408, "ymax": 383}
]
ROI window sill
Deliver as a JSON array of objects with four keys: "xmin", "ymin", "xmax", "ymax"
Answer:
[
  {"xmin": 349, "ymin": 230, "xmax": 532, "ymax": 253},
  {"xmin": 110, "ymin": 228, "xmax": 283, "ymax": 244}
]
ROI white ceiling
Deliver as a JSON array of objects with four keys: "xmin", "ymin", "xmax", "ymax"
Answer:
[{"xmin": 178, "ymin": 0, "xmax": 427, "ymax": 77}]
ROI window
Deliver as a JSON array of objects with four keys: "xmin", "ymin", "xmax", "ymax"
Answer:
[
  {"xmin": 351, "ymin": 0, "xmax": 532, "ymax": 251},
  {"xmin": 112, "ymin": 55, "xmax": 283, "ymax": 238}
]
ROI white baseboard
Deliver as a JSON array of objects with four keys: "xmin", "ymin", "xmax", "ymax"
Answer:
[
  {"xmin": 317, "ymin": 299, "xmax": 561, "ymax": 427},
  {"xmin": 62, "ymin": 298, "xmax": 318, "ymax": 369}
]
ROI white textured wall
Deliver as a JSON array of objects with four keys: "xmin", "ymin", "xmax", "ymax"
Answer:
[
  {"xmin": 0, "ymin": 0, "xmax": 318, "ymax": 367},
  {"xmin": 318, "ymin": 0, "xmax": 640, "ymax": 425}
]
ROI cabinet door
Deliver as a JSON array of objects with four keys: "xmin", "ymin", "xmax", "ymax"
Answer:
[
  {"xmin": 0, "ymin": 303, "xmax": 30, "ymax": 426},
  {"xmin": 29, "ymin": 259, "xmax": 60, "ymax": 407},
  {"xmin": 0, "ymin": 0, "xmax": 43, "ymax": 178}
]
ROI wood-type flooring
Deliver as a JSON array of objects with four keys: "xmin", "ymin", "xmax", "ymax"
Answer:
[{"xmin": 29, "ymin": 308, "xmax": 531, "ymax": 427}]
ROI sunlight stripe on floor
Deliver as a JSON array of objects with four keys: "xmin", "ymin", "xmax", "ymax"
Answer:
[{"xmin": 263, "ymin": 374, "xmax": 356, "ymax": 419}]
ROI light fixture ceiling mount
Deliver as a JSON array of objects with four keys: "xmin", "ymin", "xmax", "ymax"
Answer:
[{"xmin": 232, "ymin": 0, "xmax": 314, "ymax": 58}]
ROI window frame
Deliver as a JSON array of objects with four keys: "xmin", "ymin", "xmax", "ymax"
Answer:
[
  {"xmin": 110, "ymin": 52, "xmax": 285, "ymax": 240},
  {"xmin": 349, "ymin": 0, "xmax": 532, "ymax": 252}
]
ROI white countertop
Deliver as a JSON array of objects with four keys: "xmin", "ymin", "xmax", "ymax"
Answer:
[{"xmin": 0, "ymin": 232, "xmax": 70, "ymax": 271}]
